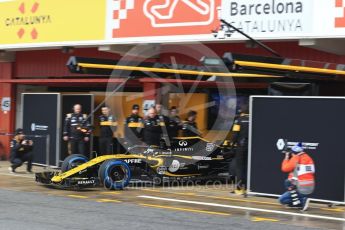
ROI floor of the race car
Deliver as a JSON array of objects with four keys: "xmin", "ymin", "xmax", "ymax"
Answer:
[{"xmin": 0, "ymin": 161, "xmax": 344, "ymax": 230}]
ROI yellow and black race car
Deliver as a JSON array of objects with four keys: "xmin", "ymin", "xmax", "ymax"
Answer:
[{"xmin": 35, "ymin": 137, "xmax": 234, "ymax": 190}]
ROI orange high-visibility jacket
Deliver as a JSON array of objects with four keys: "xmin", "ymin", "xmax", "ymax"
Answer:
[{"xmin": 281, "ymin": 152, "xmax": 315, "ymax": 187}]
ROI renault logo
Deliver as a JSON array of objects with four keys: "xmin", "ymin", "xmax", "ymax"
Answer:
[
  {"xmin": 31, "ymin": 123, "xmax": 36, "ymax": 132},
  {"xmin": 276, "ymin": 139, "xmax": 286, "ymax": 151},
  {"xmin": 178, "ymin": 140, "xmax": 188, "ymax": 146}
]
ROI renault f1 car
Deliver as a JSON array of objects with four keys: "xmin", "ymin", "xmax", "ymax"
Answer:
[{"xmin": 35, "ymin": 137, "xmax": 234, "ymax": 190}]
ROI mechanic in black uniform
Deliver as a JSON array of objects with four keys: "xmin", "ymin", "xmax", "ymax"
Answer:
[
  {"xmin": 63, "ymin": 104, "xmax": 91, "ymax": 156},
  {"xmin": 182, "ymin": 110, "xmax": 201, "ymax": 137},
  {"xmin": 143, "ymin": 107, "xmax": 163, "ymax": 146},
  {"xmin": 231, "ymin": 105, "xmax": 249, "ymax": 195},
  {"xmin": 124, "ymin": 104, "xmax": 143, "ymax": 145},
  {"xmin": 155, "ymin": 103, "xmax": 170, "ymax": 144},
  {"xmin": 99, "ymin": 105, "xmax": 117, "ymax": 155},
  {"xmin": 8, "ymin": 128, "xmax": 33, "ymax": 173},
  {"xmin": 167, "ymin": 106, "xmax": 182, "ymax": 140}
]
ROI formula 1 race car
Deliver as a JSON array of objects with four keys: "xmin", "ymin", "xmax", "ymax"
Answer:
[{"xmin": 35, "ymin": 137, "xmax": 234, "ymax": 190}]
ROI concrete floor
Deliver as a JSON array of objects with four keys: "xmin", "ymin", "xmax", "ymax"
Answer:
[{"xmin": 0, "ymin": 161, "xmax": 344, "ymax": 230}]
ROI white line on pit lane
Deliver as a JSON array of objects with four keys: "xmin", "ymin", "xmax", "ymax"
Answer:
[
  {"xmin": 0, "ymin": 172, "xmax": 35, "ymax": 179},
  {"xmin": 138, "ymin": 195, "xmax": 345, "ymax": 222}
]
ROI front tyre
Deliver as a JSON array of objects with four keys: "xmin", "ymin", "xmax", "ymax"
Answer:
[
  {"xmin": 98, "ymin": 160, "xmax": 131, "ymax": 190},
  {"xmin": 61, "ymin": 154, "xmax": 88, "ymax": 173}
]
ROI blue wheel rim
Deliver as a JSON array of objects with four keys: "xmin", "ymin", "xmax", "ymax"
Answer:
[{"xmin": 103, "ymin": 161, "xmax": 131, "ymax": 190}]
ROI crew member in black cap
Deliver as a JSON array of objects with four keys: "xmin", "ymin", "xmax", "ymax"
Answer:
[
  {"xmin": 99, "ymin": 105, "xmax": 117, "ymax": 155},
  {"xmin": 63, "ymin": 104, "xmax": 91, "ymax": 156},
  {"xmin": 8, "ymin": 128, "xmax": 34, "ymax": 173},
  {"xmin": 124, "ymin": 104, "xmax": 143, "ymax": 145}
]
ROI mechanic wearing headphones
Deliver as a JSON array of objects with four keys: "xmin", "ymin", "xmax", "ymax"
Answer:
[
  {"xmin": 63, "ymin": 104, "xmax": 91, "ymax": 156},
  {"xmin": 8, "ymin": 128, "xmax": 34, "ymax": 173},
  {"xmin": 99, "ymin": 105, "xmax": 117, "ymax": 155}
]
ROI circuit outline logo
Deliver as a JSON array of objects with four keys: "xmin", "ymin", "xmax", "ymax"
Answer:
[{"xmin": 109, "ymin": 0, "xmax": 215, "ymax": 32}]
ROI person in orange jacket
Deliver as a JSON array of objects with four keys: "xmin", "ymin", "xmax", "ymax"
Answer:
[{"xmin": 278, "ymin": 143, "xmax": 315, "ymax": 211}]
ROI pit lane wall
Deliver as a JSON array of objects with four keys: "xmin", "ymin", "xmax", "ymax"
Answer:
[
  {"xmin": 1, "ymin": 0, "xmax": 345, "ymax": 49},
  {"xmin": 248, "ymin": 96, "xmax": 345, "ymax": 204}
]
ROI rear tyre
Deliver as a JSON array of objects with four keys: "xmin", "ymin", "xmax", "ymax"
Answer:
[
  {"xmin": 61, "ymin": 154, "xmax": 88, "ymax": 172},
  {"xmin": 98, "ymin": 160, "xmax": 131, "ymax": 190}
]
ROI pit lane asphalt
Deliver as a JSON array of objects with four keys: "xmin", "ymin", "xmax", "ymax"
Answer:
[{"xmin": 0, "ymin": 162, "xmax": 343, "ymax": 230}]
